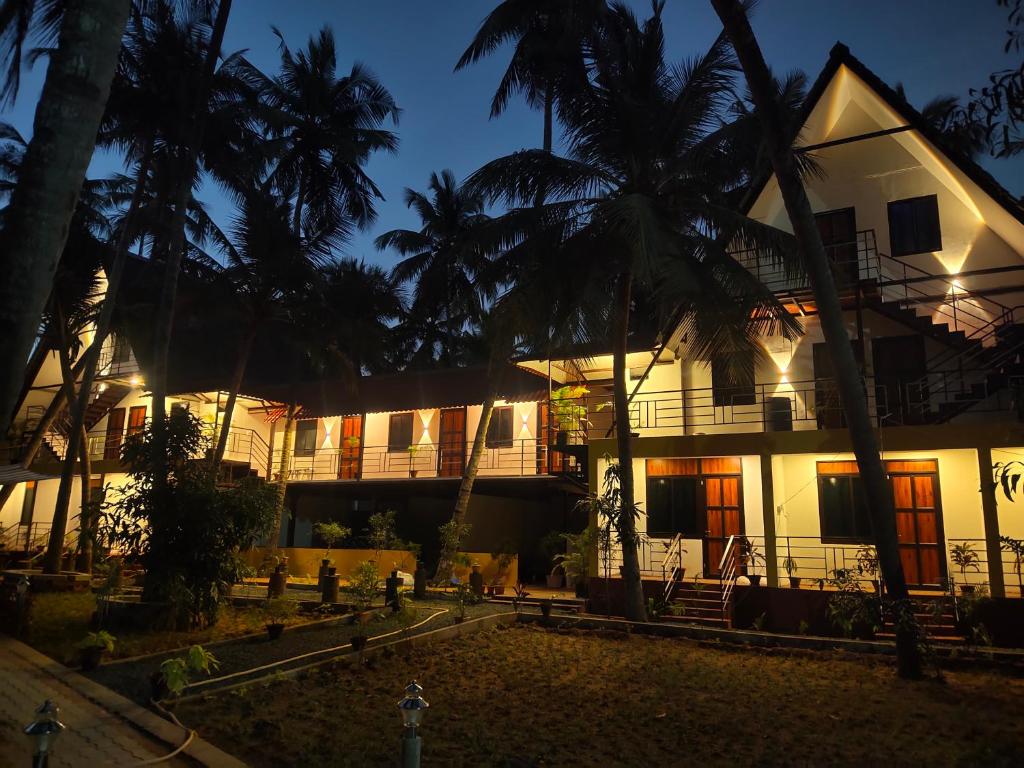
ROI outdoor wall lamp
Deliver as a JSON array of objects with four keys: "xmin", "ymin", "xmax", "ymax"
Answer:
[
  {"xmin": 24, "ymin": 700, "xmax": 65, "ymax": 767},
  {"xmin": 398, "ymin": 680, "xmax": 429, "ymax": 767}
]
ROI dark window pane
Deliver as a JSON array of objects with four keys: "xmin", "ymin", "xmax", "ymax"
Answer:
[
  {"xmin": 888, "ymin": 195, "xmax": 941, "ymax": 257},
  {"xmin": 294, "ymin": 421, "xmax": 318, "ymax": 457},
  {"xmin": 486, "ymin": 407, "xmax": 514, "ymax": 448},
  {"xmin": 819, "ymin": 474, "xmax": 873, "ymax": 540},
  {"xmin": 388, "ymin": 413, "xmax": 414, "ymax": 452},
  {"xmin": 646, "ymin": 477, "xmax": 700, "ymax": 537},
  {"xmin": 712, "ymin": 358, "xmax": 756, "ymax": 407}
]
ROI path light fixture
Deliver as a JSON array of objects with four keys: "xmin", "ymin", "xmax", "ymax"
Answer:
[
  {"xmin": 24, "ymin": 700, "xmax": 65, "ymax": 767},
  {"xmin": 398, "ymin": 680, "xmax": 429, "ymax": 768}
]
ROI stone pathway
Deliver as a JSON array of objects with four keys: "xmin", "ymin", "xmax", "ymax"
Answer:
[{"xmin": 0, "ymin": 636, "xmax": 233, "ymax": 767}]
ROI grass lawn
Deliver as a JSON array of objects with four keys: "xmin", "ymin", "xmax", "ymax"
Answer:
[
  {"xmin": 175, "ymin": 624, "xmax": 1024, "ymax": 767},
  {"xmin": 26, "ymin": 592, "xmax": 309, "ymax": 664}
]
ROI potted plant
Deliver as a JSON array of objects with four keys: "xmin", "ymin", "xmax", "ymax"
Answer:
[
  {"xmin": 152, "ymin": 645, "xmax": 220, "ymax": 700},
  {"xmin": 550, "ymin": 385, "xmax": 590, "ymax": 445},
  {"xmin": 782, "ymin": 554, "xmax": 801, "ymax": 588},
  {"xmin": 1000, "ymin": 536, "xmax": 1024, "ymax": 595},
  {"xmin": 740, "ymin": 537, "xmax": 765, "ymax": 586},
  {"xmin": 452, "ymin": 579, "xmax": 474, "ymax": 623},
  {"xmin": 950, "ymin": 542, "xmax": 982, "ymax": 594},
  {"xmin": 264, "ymin": 597, "xmax": 296, "ymax": 640},
  {"xmin": 546, "ymin": 564, "xmax": 564, "ymax": 590},
  {"xmin": 512, "ymin": 583, "xmax": 530, "ymax": 613},
  {"xmin": 76, "ymin": 631, "xmax": 115, "ymax": 671},
  {"xmin": 349, "ymin": 559, "xmax": 380, "ymax": 614},
  {"xmin": 539, "ymin": 598, "xmax": 553, "ymax": 621},
  {"xmin": 855, "ymin": 545, "xmax": 881, "ymax": 593},
  {"xmin": 407, "ymin": 444, "xmax": 420, "ymax": 477},
  {"xmin": 555, "ymin": 526, "xmax": 596, "ymax": 598},
  {"xmin": 490, "ymin": 544, "xmax": 516, "ymax": 595},
  {"xmin": 314, "ymin": 521, "xmax": 351, "ymax": 589}
]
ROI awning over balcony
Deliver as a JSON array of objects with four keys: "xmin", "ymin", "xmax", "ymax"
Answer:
[{"xmin": 0, "ymin": 465, "xmax": 59, "ymax": 484}]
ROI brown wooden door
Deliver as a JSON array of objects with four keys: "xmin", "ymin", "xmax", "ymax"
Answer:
[
  {"xmin": 872, "ymin": 336, "xmax": 927, "ymax": 425},
  {"xmin": 891, "ymin": 471, "xmax": 945, "ymax": 586},
  {"xmin": 104, "ymin": 408, "xmax": 125, "ymax": 460},
  {"xmin": 127, "ymin": 405, "xmax": 146, "ymax": 435},
  {"xmin": 815, "ymin": 207, "xmax": 858, "ymax": 286},
  {"xmin": 704, "ymin": 475, "xmax": 742, "ymax": 576},
  {"xmin": 438, "ymin": 408, "xmax": 466, "ymax": 477},
  {"xmin": 338, "ymin": 415, "xmax": 363, "ymax": 479}
]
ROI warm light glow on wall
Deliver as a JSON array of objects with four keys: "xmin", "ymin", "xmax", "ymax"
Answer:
[
  {"xmin": 322, "ymin": 416, "xmax": 338, "ymax": 450},
  {"xmin": 129, "ymin": 375, "xmax": 142, "ymax": 387}
]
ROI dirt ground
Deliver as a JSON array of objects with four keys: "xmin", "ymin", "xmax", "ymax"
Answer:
[{"xmin": 174, "ymin": 623, "xmax": 1024, "ymax": 767}]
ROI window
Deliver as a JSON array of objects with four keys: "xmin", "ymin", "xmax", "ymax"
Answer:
[
  {"xmin": 20, "ymin": 481, "xmax": 37, "ymax": 525},
  {"xmin": 486, "ymin": 406, "xmax": 514, "ymax": 448},
  {"xmin": 817, "ymin": 473, "xmax": 874, "ymax": 541},
  {"xmin": 646, "ymin": 476, "xmax": 701, "ymax": 537},
  {"xmin": 888, "ymin": 195, "xmax": 941, "ymax": 257},
  {"xmin": 294, "ymin": 420, "xmax": 317, "ymax": 457},
  {"xmin": 711, "ymin": 357, "xmax": 756, "ymax": 407},
  {"xmin": 388, "ymin": 413, "xmax": 414, "ymax": 452}
]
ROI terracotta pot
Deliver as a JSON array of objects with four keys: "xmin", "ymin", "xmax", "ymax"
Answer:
[
  {"xmin": 454, "ymin": 615, "xmax": 465, "ymax": 624},
  {"xmin": 266, "ymin": 622, "xmax": 285, "ymax": 640},
  {"xmin": 546, "ymin": 573, "xmax": 563, "ymax": 589},
  {"xmin": 79, "ymin": 646, "xmax": 104, "ymax": 671},
  {"xmin": 491, "ymin": 585, "xmax": 506, "ymax": 596},
  {"xmin": 749, "ymin": 574, "xmax": 763, "ymax": 587},
  {"xmin": 788, "ymin": 577, "xmax": 802, "ymax": 589},
  {"xmin": 960, "ymin": 584, "xmax": 976, "ymax": 595}
]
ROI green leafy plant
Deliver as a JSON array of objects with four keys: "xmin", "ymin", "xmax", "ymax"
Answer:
[
  {"xmin": 782, "ymin": 555, "xmax": 799, "ymax": 577},
  {"xmin": 1000, "ymin": 535, "xmax": 1024, "ymax": 591},
  {"xmin": 451, "ymin": 578, "xmax": 479, "ymax": 621},
  {"xmin": 349, "ymin": 560, "xmax": 379, "ymax": 609},
  {"xmin": 992, "ymin": 460, "xmax": 1024, "ymax": 502},
  {"xmin": 798, "ymin": 619, "xmax": 810, "ymax": 635},
  {"xmin": 550, "ymin": 384, "xmax": 590, "ymax": 433},
  {"xmin": 512, "ymin": 583, "xmax": 530, "ymax": 613},
  {"xmin": 855, "ymin": 545, "xmax": 879, "ymax": 581},
  {"xmin": 76, "ymin": 630, "xmax": 116, "ymax": 653},
  {"xmin": 490, "ymin": 542, "xmax": 516, "ymax": 586},
  {"xmin": 314, "ymin": 521, "xmax": 351, "ymax": 560},
  {"xmin": 158, "ymin": 645, "xmax": 220, "ymax": 698},
  {"xmin": 950, "ymin": 542, "xmax": 982, "ymax": 581},
  {"xmin": 826, "ymin": 569, "xmax": 881, "ymax": 639},
  {"xmin": 752, "ymin": 612, "xmax": 767, "ymax": 631},
  {"xmin": 554, "ymin": 525, "xmax": 597, "ymax": 582},
  {"xmin": 263, "ymin": 597, "xmax": 297, "ymax": 625}
]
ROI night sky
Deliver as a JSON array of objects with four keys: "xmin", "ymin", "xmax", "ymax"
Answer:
[{"xmin": 3, "ymin": 0, "xmax": 1022, "ymax": 266}]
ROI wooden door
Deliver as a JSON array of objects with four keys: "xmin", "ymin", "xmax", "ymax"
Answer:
[
  {"xmin": 104, "ymin": 408, "xmax": 125, "ymax": 460},
  {"xmin": 438, "ymin": 408, "xmax": 466, "ymax": 477},
  {"xmin": 815, "ymin": 208, "xmax": 858, "ymax": 286},
  {"xmin": 890, "ymin": 469, "xmax": 945, "ymax": 586},
  {"xmin": 703, "ymin": 475, "xmax": 743, "ymax": 576},
  {"xmin": 872, "ymin": 336, "xmax": 927, "ymax": 425},
  {"xmin": 127, "ymin": 405, "xmax": 146, "ymax": 436},
  {"xmin": 337, "ymin": 415, "xmax": 363, "ymax": 479}
]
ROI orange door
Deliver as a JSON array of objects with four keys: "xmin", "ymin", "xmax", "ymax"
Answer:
[
  {"xmin": 438, "ymin": 408, "xmax": 466, "ymax": 477},
  {"xmin": 127, "ymin": 405, "xmax": 146, "ymax": 435},
  {"xmin": 704, "ymin": 475, "xmax": 742, "ymax": 576},
  {"xmin": 337, "ymin": 415, "xmax": 363, "ymax": 479},
  {"xmin": 891, "ymin": 472, "xmax": 944, "ymax": 586},
  {"xmin": 104, "ymin": 408, "xmax": 125, "ymax": 460}
]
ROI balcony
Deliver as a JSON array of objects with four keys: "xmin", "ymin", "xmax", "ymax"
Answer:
[{"xmin": 272, "ymin": 437, "xmax": 583, "ymax": 483}]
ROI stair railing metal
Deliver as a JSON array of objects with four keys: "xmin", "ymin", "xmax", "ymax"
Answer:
[
  {"xmin": 718, "ymin": 534, "xmax": 738, "ymax": 626},
  {"xmin": 661, "ymin": 533, "xmax": 685, "ymax": 601}
]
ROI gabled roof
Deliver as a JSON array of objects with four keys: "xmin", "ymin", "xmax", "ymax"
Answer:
[{"xmin": 742, "ymin": 42, "xmax": 1024, "ymax": 228}]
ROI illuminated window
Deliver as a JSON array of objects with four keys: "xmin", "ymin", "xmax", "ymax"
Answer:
[{"xmin": 485, "ymin": 407, "xmax": 514, "ymax": 448}]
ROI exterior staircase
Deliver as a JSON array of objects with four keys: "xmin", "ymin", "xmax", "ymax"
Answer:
[
  {"xmin": 83, "ymin": 383, "xmax": 131, "ymax": 430},
  {"xmin": 877, "ymin": 595, "xmax": 960, "ymax": 644},
  {"xmin": 663, "ymin": 580, "xmax": 730, "ymax": 628}
]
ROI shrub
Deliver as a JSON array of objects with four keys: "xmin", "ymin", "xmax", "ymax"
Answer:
[
  {"xmin": 76, "ymin": 630, "xmax": 116, "ymax": 653},
  {"xmin": 314, "ymin": 522, "xmax": 351, "ymax": 559},
  {"xmin": 158, "ymin": 645, "xmax": 220, "ymax": 698},
  {"xmin": 349, "ymin": 560, "xmax": 379, "ymax": 609}
]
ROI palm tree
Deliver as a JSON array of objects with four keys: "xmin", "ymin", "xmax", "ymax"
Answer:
[
  {"xmin": 0, "ymin": 0, "xmax": 130, "ymax": 443},
  {"xmin": 710, "ymin": 0, "xmax": 922, "ymax": 679},
  {"xmin": 376, "ymin": 170, "xmax": 492, "ymax": 367},
  {"xmin": 894, "ymin": 83, "xmax": 988, "ymax": 159},
  {"xmin": 456, "ymin": 0, "xmax": 608, "ymax": 152},
  {"xmin": 252, "ymin": 26, "xmax": 400, "ymax": 247},
  {"xmin": 469, "ymin": 3, "xmax": 801, "ymax": 621},
  {"xmin": 208, "ymin": 190, "xmax": 324, "ymax": 469}
]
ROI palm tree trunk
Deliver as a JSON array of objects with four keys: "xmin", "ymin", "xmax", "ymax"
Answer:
[
  {"xmin": 0, "ymin": 0, "xmax": 129, "ymax": 441},
  {"xmin": 210, "ymin": 323, "xmax": 258, "ymax": 472},
  {"xmin": 269, "ymin": 401, "xmax": 297, "ymax": 552},
  {"xmin": 612, "ymin": 272, "xmax": 647, "ymax": 622},
  {"xmin": 149, "ymin": 0, "xmax": 233, "ymax": 471},
  {"xmin": 542, "ymin": 86, "xmax": 553, "ymax": 153},
  {"xmin": 711, "ymin": 0, "xmax": 921, "ymax": 679},
  {"xmin": 433, "ymin": 389, "xmax": 497, "ymax": 584},
  {"xmin": 75, "ymin": 422, "xmax": 93, "ymax": 573}
]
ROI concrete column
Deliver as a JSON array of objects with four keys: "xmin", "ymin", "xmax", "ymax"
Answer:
[
  {"xmin": 977, "ymin": 447, "xmax": 1005, "ymax": 598},
  {"xmin": 760, "ymin": 454, "xmax": 778, "ymax": 587}
]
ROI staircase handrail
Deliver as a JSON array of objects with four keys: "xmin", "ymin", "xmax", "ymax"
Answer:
[
  {"xmin": 921, "ymin": 305, "xmax": 1024, "ymax": 375},
  {"xmin": 661, "ymin": 533, "xmax": 685, "ymax": 601},
  {"xmin": 719, "ymin": 534, "xmax": 739, "ymax": 626}
]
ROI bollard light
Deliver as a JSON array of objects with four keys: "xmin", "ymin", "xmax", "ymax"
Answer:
[
  {"xmin": 398, "ymin": 680, "xmax": 428, "ymax": 768},
  {"xmin": 25, "ymin": 700, "xmax": 65, "ymax": 766}
]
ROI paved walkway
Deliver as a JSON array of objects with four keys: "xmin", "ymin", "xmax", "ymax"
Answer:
[{"xmin": 0, "ymin": 636, "xmax": 241, "ymax": 767}]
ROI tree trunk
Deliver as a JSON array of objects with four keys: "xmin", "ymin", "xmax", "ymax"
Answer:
[
  {"xmin": 210, "ymin": 323, "xmax": 258, "ymax": 471},
  {"xmin": 269, "ymin": 402, "xmax": 297, "ymax": 552},
  {"xmin": 0, "ymin": 0, "xmax": 129, "ymax": 441},
  {"xmin": 612, "ymin": 272, "xmax": 647, "ymax": 622},
  {"xmin": 432, "ymin": 389, "xmax": 497, "ymax": 584},
  {"xmin": 149, "ymin": 0, "xmax": 232, "ymax": 472},
  {"xmin": 542, "ymin": 86, "xmax": 553, "ymax": 153},
  {"xmin": 75, "ymin": 422, "xmax": 93, "ymax": 573},
  {"xmin": 711, "ymin": 0, "xmax": 921, "ymax": 678}
]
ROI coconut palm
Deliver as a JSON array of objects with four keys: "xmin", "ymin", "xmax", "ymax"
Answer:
[
  {"xmin": 0, "ymin": 0, "xmax": 129, "ymax": 444},
  {"xmin": 710, "ymin": 0, "xmax": 922, "ymax": 678},
  {"xmin": 895, "ymin": 83, "xmax": 988, "ymax": 159},
  {"xmin": 376, "ymin": 170, "xmax": 493, "ymax": 367},
  {"xmin": 456, "ymin": 0, "xmax": 609, "ymax": 151},
  {"xmin": 469, "ymin": 3, "xmax": 801, "ymax": 620}
]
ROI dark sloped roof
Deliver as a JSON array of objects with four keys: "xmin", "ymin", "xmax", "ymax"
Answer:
[
  {"xmin": 268, "ymin": 364, "xmax": 550, "ymax": 418},
  {"xmin": 741, "ymin": 43, "xmax": 1024, "ymax": 226}
]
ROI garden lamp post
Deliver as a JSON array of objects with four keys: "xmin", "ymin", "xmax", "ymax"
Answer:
[
  {"xmin": 398, "ymin": 680, "xmax": 429, "ymax": 768},
  {"xmin": 24, "ymin": 700, "xmax": 65, "ymax": 767}
]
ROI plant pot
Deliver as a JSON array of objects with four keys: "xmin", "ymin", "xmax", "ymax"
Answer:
[
  {"xmin": 491, "ymin": 585, "xmax": 505, "ymax": 596},
  {"xmin": 788, "ymin": 577, "xmax": 802, "ymax": 589},
  {"xmin": 409, "ymin": 469, "xmax": 418, "ymax": 478},
  {"xmin": 539, "ymin": 599, "xmax": 552, "ymax": 619},
  {"xmin": 350, "ymin": 635, "xmax": 368, "ymax": 652},
  {"xmin": 575, "ymin": 580, "xmax": 589, "ymax": 599},
  {"xmin": 546, "ymin": 573, "xmax": 563, "ymax": 589},
  {"xmin": 454, "ymin": 615, "xmax": 465, "ymax": 624},
  {"xmin": 79, "ymin": 646, "xmax": 104, "ymax": 671},
  {"xmin": 960, "ymin": 584, "xmax": 976, "ymax": 595},
  {"xmin": 748, "ymin": 574, "xmax": 762, "ymax": 587},
  {"xmin": 266, "ymin": 622, "xmax": 285, "ymax": 640}
]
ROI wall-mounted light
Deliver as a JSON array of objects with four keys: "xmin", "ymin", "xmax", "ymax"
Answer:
[{"xmin": 129, "ymin": 374, "xmax": 142, "ymax": 387}]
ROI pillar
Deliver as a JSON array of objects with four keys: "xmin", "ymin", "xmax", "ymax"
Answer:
[
  {"xmin": 977, "ymin": 447, "xmax": 1005, "ymax": 598},
  {"xmin": 760, "ymin": 453, "xmax": 778, "ymax": 587}
]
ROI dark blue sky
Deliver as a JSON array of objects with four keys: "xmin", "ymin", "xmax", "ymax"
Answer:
[{"xmin": 3, "ymin": 0, "xmax": 1022, "ymax": 266}]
